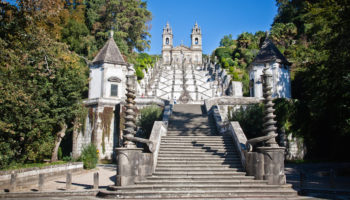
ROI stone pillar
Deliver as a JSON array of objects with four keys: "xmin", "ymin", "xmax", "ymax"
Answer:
[
  {"xmin": 93, "ymin": 172, "xmax": 99, "ymax": 189},
  {"xmin": 258, "ymin": 65, "xmax": 286, "ymax": 185},
  {"xmin": 246, "ymin": 152, "xmax": 264, "ymax": 180},
  {"xmin": 261, "ymin": 65, "xmax": 279, "ymax": 147},
  {"xmin": 257, "ymin": 146, "xmax": 286, "ymax": 185},
  {"xmin": 115, "ymin": 64, "xmax": 143, "ymax": 187},
  {"xmin": 123, "ymin": 70, "xmax": 137, "ymax": 148},
  {"xmin": 66, "ymin": 172, "xmax": 72, "ymax": 190},
  {"xmin": 38, "ymin": 174, "xmax": 44, "ymax": 191},
  {"xmin": 9, "ymin": 173, "xmax": 17, "ymax": 192},
  {"xmin": 116, "ymin": 147, "xmax": 143, "ymax": 186}
]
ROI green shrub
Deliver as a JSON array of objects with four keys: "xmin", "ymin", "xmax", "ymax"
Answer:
[
  {"xmin": 228, "ymin": 99, "xmax": 298, "ymax": 139},
  {"xmin": 137, "ymin": 105, "xmax": 163, "ymax": 139},
  {"xmin": 228, "ymin": 104, "xmax": 264, "ymax": 139},
  {"xmin": 135, "ymin": 66, "xmax": 144, "ymax": 80},
  {"xmin": 81, "ymin": 144, "xmax": 98, "ymax": 169}
]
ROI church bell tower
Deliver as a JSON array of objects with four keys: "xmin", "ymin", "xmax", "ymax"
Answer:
[
  {"xmin": 191, "ymin": 22, "xmax": 202, "ymax": 64},
  {"xmin": 162, "ymin": 22, "xmax": 173, "ymax": 65},
  {"xmin": 191, "ymin": 22, "xmax": 202, "ymax": 50}
]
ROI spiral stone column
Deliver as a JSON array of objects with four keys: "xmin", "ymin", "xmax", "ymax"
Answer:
[
  {"xmin": 255, "ymin": 64, "xmax": 286, "ymax": 185},
  {"xmin": 261, "ymin": 67, "xmax": 279, "ymax": 147},
  {"xmin": 115, "ymin": 64, "xmax": 143, "ymax": 187},
  {"xmin": 123, "ymin": 73, "xmax": 137, "ymax": 148}
]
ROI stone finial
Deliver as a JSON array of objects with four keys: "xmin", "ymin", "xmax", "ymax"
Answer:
[{"xmin": 261, "ymin": 64, "xmax": 278, "ymax": 147}]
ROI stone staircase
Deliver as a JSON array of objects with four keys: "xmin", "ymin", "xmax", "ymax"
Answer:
[
  {"xmin": 102, "ymin": 104, "xmax": 299, "ymax": 199},
  {"xmin": 146, "ymin": 64, "xmax": 215, "ymax": 102}
]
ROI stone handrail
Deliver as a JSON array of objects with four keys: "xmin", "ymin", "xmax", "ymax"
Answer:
[
  {"xmin": 162, "ymin": 104, "xmax": 172, "ymax": 127},
  {"xmin": 148, "ymin": 121, "xmax": 167, "ymax": 172},
  {"xmin": 208, "ymin": 105, "xmax": 227, "ymax": 134},
  {"xmin": 228, "ymin": 122, "xmax": 248, "ymax": 170}
]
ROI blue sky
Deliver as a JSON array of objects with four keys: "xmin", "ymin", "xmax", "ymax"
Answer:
[
  {"xmin": 4, "ymin": 0, "xmax": 278, "ymax": 55},
  {"xmin": 146, "ymin": 0, "xmax": 278, "ymax": 55}
]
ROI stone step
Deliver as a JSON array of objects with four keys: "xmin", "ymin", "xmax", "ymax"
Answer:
[
  {"xmin": 156, "ymin": 160, "xmax": 242, "ymax": 165},
  {"xmin": 159, "ymin": 150, "xmax": 237, "ymax": 154},
  {"xmin": 163, "ymin": 136, "xmax": 225, "ymax": 139},
  {"xmin": 166, "ymin": 133, "xmax": 216, "ymax": 137},
  {"xmin": 161, "ymin": 141, "xmax": 233, "ymax": 145},
  {"xmin": 158, "ymin": 153, "xmax": 240, "ymax": 158},
  {"xmin": 166, "ymin": 130, "xmax": 215, "ymax": 134},
  {"xmin": 161, "ymin": 140, "xmax": 234, "ymax": 144},
  {"xmin": 160, "ymin": 143, "xmax": 235, "ymax": 147},
  {"xmin": 135, "ymin": 179, "xmax": 268, "ymax": 185},
  {"xmin": 159, "ymin": 146, "xmax": 235, "ymax": 150},
  {"xmin": 167, "ymin": 127, "xmax": 213, "ymax": 131},
  {"xmin": 161, "ymin": 138, "xmax": 232, "ymax": 142},
  {"xmin": 159, "ymin": 149, "xmax": 237, "ymax": 153},
  {"xmin": 109, "ymin": 184, "xmax": 294, "ymax": 192},
  {"xmin": 169, "ymin": 118, "xmax": 209, "ymax": 122},
  {"xmin": 155, "ymin": 167, "xmax": 243, "ymax": 172},
  {"xmin": 146, "ymin": 175, "xmax": 255, "ymax": 181},
  {"xmin": 152, "ymin": 171, "xmax": 247, "ymax": 176},
  {"xmin": 168, "ymin": 125, "xmax": 211, "ymax": 130},
  {"xmin": 156, "ymin": 164, "xmax": 241, "ymax": 168},
  {"xmin": 100, "ymin": 189, "xmax": 297, "ymax": 199},
  {"xmin": 159, "ymin": 147, "xmax": 235, "ymax": 151}
]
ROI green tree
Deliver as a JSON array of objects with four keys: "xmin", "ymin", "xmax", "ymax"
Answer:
[
  {"xmin": 102, "ymin": 0, "xmax": 152, "ymax": 54},
  {"xmin": 0, "ymin": 2, "xmax": 88, "ymax": 167},
  {"xmin": 220, "ymin": 34, "xmax": 235, "ymax": 47}
]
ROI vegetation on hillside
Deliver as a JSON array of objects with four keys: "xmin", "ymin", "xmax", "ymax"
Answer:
[
  {"xmin": 0, "ymin": 0, "xmax": 153, "ymax": 169},
  {"xmin": 222, "ymin": 0, "xmax": 350, "ymax": 160}
]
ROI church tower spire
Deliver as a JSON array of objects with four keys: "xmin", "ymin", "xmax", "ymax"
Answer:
[
  {"xmin": 191, "ymin": 22, "xmax": 202, "ymax": 64},
  {"xmin": 191, "ymin": 22, "xmax": 202, "ymax": 50},
  {"xmin": 162, "ymin": 22, "xmax": 173, "ymax": 65}
]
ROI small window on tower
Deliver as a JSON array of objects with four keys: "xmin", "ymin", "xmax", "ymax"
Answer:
[
  {"xmin": 195, "ymin": 38, "xmax": 198, "ymax": 45},
  {"xmin": 111, "ymin": 84, "xmax": 118, "ymax": 97},
  {"xmin": 166, "ymin": 38, "xmax": 169, "ymax": 44}
]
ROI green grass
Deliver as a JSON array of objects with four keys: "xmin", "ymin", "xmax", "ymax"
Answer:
[
  {"xmin": 1, "ymin": 161, "xmax": 68, "ymax": 171},
  {"xmin": 99, "ymin": 159, "xmax": 113, "ymax": 164}
]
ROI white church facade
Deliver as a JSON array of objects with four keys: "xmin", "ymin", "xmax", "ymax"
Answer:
[{"xmin": 162, "ymin": 22, "xmax": 202, "ymax": 65}]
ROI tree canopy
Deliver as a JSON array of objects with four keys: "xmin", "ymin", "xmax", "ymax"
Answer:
[
  {"xmin": 213, "ymin": 0, "xmax": 350, "ymax": 160},
  {"xmin": 0, "ymin": 0, "xmax": 153, "ymax": 168}
]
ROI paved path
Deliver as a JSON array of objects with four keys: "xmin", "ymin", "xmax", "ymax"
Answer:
[
  {"xmin": 285, "ymin": 162, "xmax": 350, "ymax": 199},
  {"xmin": 10, "ymin": 164, "xmax": 116, "ymax": 192}
]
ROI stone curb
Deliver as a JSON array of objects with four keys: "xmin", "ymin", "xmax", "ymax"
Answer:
[
  {"xmin": 299, "ymin": 188, "xmax": 350, "ymax": 196},
  {"xmin": 0, "ymin": 190, "xmax": 99, "ymax": 198}
]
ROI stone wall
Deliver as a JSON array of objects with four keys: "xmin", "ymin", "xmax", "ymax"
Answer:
[
  {"xmin": 0, "ymin": 162, "xmax": 83, "ymax": 187},
  {"xmin": 286, "ymin": 134, "xmax": 306, "ymax": 160},
  {"xmin": 74, "ymin": 97, "xmax": 168, "ymax": 160}
]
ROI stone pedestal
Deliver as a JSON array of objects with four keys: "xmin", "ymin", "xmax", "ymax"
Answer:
[
  {"xmin": 116, "ymin": 147, "xmax": 143, "ymax": 186},
  {"xmin": 115, "ymin": 147, "xmax": 153, "ymax": 186},
  {"xmin": 245, "ymin": 151, "xmax": 264, "ymax": 180},
  {"xmin": 257, "ymin": 147, "xmax": 286, "ymax": 185}
]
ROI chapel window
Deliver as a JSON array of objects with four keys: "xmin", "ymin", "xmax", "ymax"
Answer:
[
  {"xmin": 166, "ymin": 38, "xmax": 169, "ymax": 44},
  {"xmin": 111, "ymin": 84, "xmax": 118, "ymax": 97},
  {"xmin": 195, "ymin": 38, "xmax": 198, "ymax": 44}
]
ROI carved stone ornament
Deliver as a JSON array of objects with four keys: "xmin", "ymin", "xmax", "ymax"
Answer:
[{"xmin": 108, "ymin": 76, "xmax": 122, "ymax": 83}]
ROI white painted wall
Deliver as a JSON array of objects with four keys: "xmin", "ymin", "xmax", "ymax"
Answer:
[
  {"xmin": 102, "ymin": 63, "xmax": 126, "ymax": 98},
  {"xmin": 89, "ymin": 66, "xmax": 103, "ymax": 99},
  {"xmin": 249, "ymin": 62, "xmax": 291, "ymax": 98}
]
